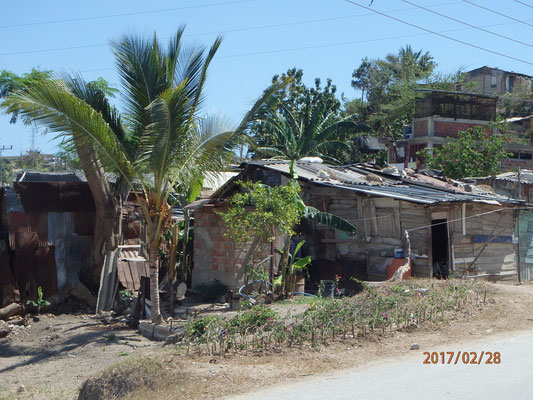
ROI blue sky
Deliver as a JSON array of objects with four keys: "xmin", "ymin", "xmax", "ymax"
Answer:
[{"xmin": 1, "ymin": 0, "xmax": 532, "ymax": 156}]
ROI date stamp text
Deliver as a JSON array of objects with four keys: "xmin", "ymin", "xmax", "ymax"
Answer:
[{"xmin": 423, "ymin": 351, "xmax": 501, "ymax": 365}]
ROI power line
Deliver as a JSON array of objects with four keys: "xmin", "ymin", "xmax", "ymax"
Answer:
[
  {"xmin": 79, "ymin": 20, "xmax": 533, "ymax": 74},
  {"xmin": 344, "ymin": 0, "xmax": 533, "ymax": 67},
  {"xmin": 0, "ymin": 2, "xmax": 464, "ymax": 57},
  {"xmin": 0, "ymin": 0, "xmax": 257, "ymax": 29},
  {"xmin": 514, "ymin": 0, "xmax": 533, "ymax": 9},
  {"xmin": 462, "ymin": 0, "xmax": 533, "ymax": 28},
  {"xmin": 3, "ymin": 18, "xmax": 531, "ymax": 63},
  {"xmin": 401, "ymin": 0, "xmax": 533, "ymax": 48}
]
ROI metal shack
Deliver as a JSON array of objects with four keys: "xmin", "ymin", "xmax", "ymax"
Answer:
[
  {"xmin": 0, "ymin": 172, "xmax": 95, "ymax": 307},
  {"xmin": 192, "ymin": 161, "xmax": 527, "ymax": 291}
]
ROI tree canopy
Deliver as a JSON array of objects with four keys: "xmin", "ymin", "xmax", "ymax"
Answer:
[
  {"xmin": 418, "ymin": 126, "xmax": 509, "ymax": 179},
  {"xmin": 251, "ymin": 68, "xmax": 369, "ymax": 163},
  {"xmin": 349, "ymin": 45, "xmax": 474, "ymax": 138}
]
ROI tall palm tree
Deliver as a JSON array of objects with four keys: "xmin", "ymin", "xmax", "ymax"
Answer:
[
  {"xmin": 3, "ymin": 29, "xmax": 284, "ymax": 323},
  {"xmin": 256, "ymin": 94, "xmax": 370, "ymax": 164}
]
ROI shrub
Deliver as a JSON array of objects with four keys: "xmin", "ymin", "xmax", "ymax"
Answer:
[{"xmin": 230, "ymin": 305, "xmax": 279, "ymax": 331}]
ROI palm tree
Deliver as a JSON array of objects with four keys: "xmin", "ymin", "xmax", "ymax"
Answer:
[
  {"xmin": 256, "ymin": 94, "xmax": 370, "ymax": 164},
  {"xmin": 380, "ymin": 45, "xmax": 435, "ymax": 82},
  {"xmin": 3, "ymin": 29, "xmax": 284, "ymax": 323}
]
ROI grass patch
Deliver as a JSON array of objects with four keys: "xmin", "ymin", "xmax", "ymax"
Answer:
[{"xmin": 78, "ymin": 358, "xmax": 168, "ymax": 400}]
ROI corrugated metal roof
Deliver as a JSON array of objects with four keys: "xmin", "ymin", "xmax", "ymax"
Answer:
[
  {"xmin": 245, "ymin": 160, "xmax": 399, "ymax": 186},
  {"xmin": 472, "ymin": 170, "xmax": 533, "ymax": 185},
  {"xmin": 236, "ymin": 160, "xmax": 522, "ymax": 205},
  {"xmin": 16, "ymin": 170, "xmax": 86, "ymax": 182}
]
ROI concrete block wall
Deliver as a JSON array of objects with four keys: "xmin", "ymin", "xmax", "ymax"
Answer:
[
  {"xmin": 433, "ymin": 121, "xmax": 488, "ymax": 138},
  {"xmin": 193, "ymin": 206, "xmax": 239, "ymax": 289},
  {"xmin": 413, "ymin": 120, "xmax": 428, "ymax": 137},
  {"xmin": 192, "ymin": 205, "xmax": 276, "ymax": 290}
]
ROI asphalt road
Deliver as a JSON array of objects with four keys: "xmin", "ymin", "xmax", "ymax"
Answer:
[{"xmin": 232, "ymin": 330, "xmax": 533, "ymax": 400}]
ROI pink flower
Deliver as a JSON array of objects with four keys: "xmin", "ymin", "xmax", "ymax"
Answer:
[
  {"xmin": 334, "ymin": 275, "xmax": 342, "ymax": 280},
  {"xmin": 286, "ymin": 325, "xmax": 292, "ymax": 332}
]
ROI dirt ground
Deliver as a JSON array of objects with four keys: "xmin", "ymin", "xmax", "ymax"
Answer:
[
  {"xmin": 1, "ymin": 281, "xmax": 533, "ymax": 400},
  {"xmin": 0, "ymin": 313, "xmax": 158, "ymax": 400}
]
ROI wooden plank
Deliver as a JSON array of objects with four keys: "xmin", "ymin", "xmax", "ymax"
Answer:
[
  {"xmin": 117, "ymin": 260, "xmax": 130, "ymax": 289},
  {"xmin": 130, "ymin": 261, "xmax": 141, "ymax": 289}
]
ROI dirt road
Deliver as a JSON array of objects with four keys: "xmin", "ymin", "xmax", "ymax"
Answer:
[
  {"xmin": 231, "ymin": 329, "xmax": 533, "ymax": 400},
  {"xmin": 1, "ymin": 282, "xmax": 533, "ymax": 400}
]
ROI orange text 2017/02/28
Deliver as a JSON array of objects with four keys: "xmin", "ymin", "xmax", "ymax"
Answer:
[{"xmin": 423, "ymin": 351, "xmax": 501, "ymax": 365}]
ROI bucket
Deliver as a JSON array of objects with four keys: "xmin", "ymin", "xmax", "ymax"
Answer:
[
  {"xmin": 394, "ymin": 247, "xmax": 404, "ymax": 259},
  {"xmin": 293, "ymin": 274, "xmax": 306, "ymax": 295}
]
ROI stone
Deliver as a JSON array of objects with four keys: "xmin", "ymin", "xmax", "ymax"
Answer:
[
  {"xmin": 17, "ymin": 385, "xmax": 25, "ymax": 392},
  {"xmin": 410, "ymin": 343, "xmax": 420, "ymax": 350}
]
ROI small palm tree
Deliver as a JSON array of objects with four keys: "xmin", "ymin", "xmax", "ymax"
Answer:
[
  {"xmin": 3, "ymin": 29, "xmax": 284, "ymax": 323},
  {"xmin": 256, "ymin": 94, "xmax": 370, "ymax": 164}
]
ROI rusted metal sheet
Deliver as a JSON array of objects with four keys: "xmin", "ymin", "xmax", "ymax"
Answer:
[
  {"xmin": 117, "ymin": 260, "xmax": 149, "ymax": 291},
  {"xmin": 58, "ymin": 182, "xmax": 95, "ymax": 211},
  {"xmin": 74, "ymin": 211, "xmax": 95, "ymax": 236},
  {"xmin": 14, "ymin": 182, "xmax": 60, "ymax": 212},
  {"xmin": 0, "ymin": 255, "xmax": 18, "ymax": 307},
  {"xmin": 14, "ymin": 232, "xmax": 39, "ymax": 302},
  {"xmin": 34, "ymin": 246, "xmax": 57, "ymax": 296},
  {"xmin": 8, "ymin": 213, "xmax": 30, "ymax": 250},
  {"xmin": 28, "ymin": 212, "xmax": 48, "ymax": 246},
  {"xmin": 13, "ymin": 182, "xmax": 95, "ymax": 212}
]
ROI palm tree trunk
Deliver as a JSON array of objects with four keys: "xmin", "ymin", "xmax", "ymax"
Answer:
[
  {"xmin": 148, "ymin": 245, "xmax": 162, "ymax": 324},
  {"xmin": 74, "ymin": 139, "xmax": 125, "ymax": 306},
  {"xmin": 167, "ymin": 224, "xmax": 178, "ymax": 318}
]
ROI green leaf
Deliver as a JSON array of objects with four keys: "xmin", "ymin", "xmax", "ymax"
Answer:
[
  {"xmin": 292, "ymin": 256, "xmax": 311, "ymax": 270},
  {"xmin": 304, "ymin": 207, "xmax": 357, "ymax": 234},
  {"xmin": 293, "ymin": 240, "xmax": 305, "ymax": 256}
]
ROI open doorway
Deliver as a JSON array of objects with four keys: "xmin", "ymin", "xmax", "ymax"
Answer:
[{"xmin": 431, "ymin": 219, "xmax": 449, "ymax": 278}]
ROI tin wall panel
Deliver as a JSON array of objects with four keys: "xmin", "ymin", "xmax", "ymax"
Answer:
[
  {"xmin": 28, "ymin": 212, "xmax": 48, "ymax": 246},
  {"xmin": 74, "ymin": 211, "xmax": 96, "ymax": 236},
  {"xmin": 8, "ymin": 212, "xmax": 30, "ymax": 250},
  {"xmin": 34, "ymin": 246, "xmax": 57, "ymax": 296},
  {"xmin": 48, "ymin": 212, "xmax": 75, "ymax": 243},
  {"xmin": 65, "ymin": 235, "xmax": 92, "ymax": 284},
  {"xmin": 14, "ymin": 231, "xmax": 39, "ymax": 301},
  {"xmin": 58, "ymin": 183, "xmax": 95, "ymax": 211},
  {"xmin": 14, "ymin": 182, "xmax": 60, "ymax": 212}
]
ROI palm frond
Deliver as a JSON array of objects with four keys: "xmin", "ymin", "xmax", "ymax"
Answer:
[{"xmin": 3, "ymin": 78, "xmax": 135, "ymax": 183}]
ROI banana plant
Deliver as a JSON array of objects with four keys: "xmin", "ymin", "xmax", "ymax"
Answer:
[
  {"xmin": 274, "ymin": 240, "xmax": 312, "ymax": 293},
  {"xmin": 277, "ymin": 161, "xmax": 356, "ymax": 296}
]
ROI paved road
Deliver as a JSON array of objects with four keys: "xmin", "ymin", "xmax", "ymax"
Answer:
[{"xmin": 232, "ymin": 331, "xmax": 533, "ymax": 400}]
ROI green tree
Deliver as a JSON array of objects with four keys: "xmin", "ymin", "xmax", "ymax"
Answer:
[
  {"xmin": 349, "ymin": 46, "xmax": 475, "ymax": 138},
  {"xmin": 250, "ymin": 68, "xmax": 367, "ymax": 163},
  {"xmin": 2, "ymin": 29, "xmax": 282, "ymax": 322},
  {"xmin": 219, "ymin": 162, "xmax": 356, "ymax": 295},
  {"xmin": 254, "ymin": 93, "xmax": 370, "ymax": 164},
  {"xmin": 419, "ymin": 126, "xmax": 509, "ymax": 179},
  {"xmin": 268, "ymin": 68, "xmax": 341, "ymax": 120}
]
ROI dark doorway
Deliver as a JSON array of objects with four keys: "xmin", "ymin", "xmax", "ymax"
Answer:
[{"xmin": 431, "ymin": 219, "xmax": 449, "ymax": 278}]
